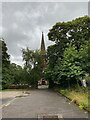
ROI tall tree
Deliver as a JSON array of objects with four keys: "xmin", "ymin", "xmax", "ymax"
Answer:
[
  {"xmin": 1, "ymin": 38, "xmax": 11, "ymax": 89},
  {"xmin": 46, "ymin": 16, "xmax": 90, "ymax": 88},
  {"xmin": 22, "ymin": 48, "xmax": 42, "ymax": 88},
  {"xmin": 47, "ymin": 16, "xmax": 90, "ymax": 67},
  {"xmin": 2, "ymin": 38, "xmax": 10, "ymax": 67},
  {"xmin": 22, "ymin": 48, "xmax": 42, "ymax": 70}
]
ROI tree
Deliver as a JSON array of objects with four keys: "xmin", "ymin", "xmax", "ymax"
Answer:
[
  {"xmin": 55, "ymin": 45, "xmax": 85, "ymax": 87},
  {"xmin": 22, "ymin": 47, "xmax": 32, "ymax": 70},
  {"xmin": 2, "ymin": 39, "xmax": 10, "ymax": 67},
  {"xmin": 22, "ymin": 48, "xmax": 42, "ymax": 69},
  {"xmin": 46, "ymin": 16, "xmax": 90, "ymax": 88},
  {"xmin": 1, "ymin": 38, "xmax": 11, "ymax": 89},
  {"xmin": 9, "ymin": 63, "xmax": 24, "ymax": 85},
  {"xmin": 22, "ymin": 48, "xmax": 42, "ymax": 88},
  {"xmin": 47, "ymin": 16, "xmax": 90, "ymax": 66},
  {"xmin": 48, "ymin": 16, "xmax": 89, "ymax": 47}
]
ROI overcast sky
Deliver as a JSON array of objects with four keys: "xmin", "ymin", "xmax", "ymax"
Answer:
[{"xmin": 2, "ymin": 2, "xmax": 88, "ymax": 66}]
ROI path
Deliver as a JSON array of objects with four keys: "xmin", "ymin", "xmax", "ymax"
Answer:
[{"xmin": 2, "ymin": 89, "xmax": 88, "ymax": 119}]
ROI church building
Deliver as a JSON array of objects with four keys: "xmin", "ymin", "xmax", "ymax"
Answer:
[
  {"xmin": 40, "ymin": 32, "xmax": 47, "ymax": 73},
  {"xmin": 38, "ymin": 32, "xmax": 48, "ymax": 86}
]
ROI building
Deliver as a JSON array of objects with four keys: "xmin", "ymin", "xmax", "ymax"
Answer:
[
  {"xmin": 38, "ymin": 32, "xmax": 48, "ymax": 86},
  {"xmin": 40, "ymin": 32, "xmax": 47, "ymax": 72}
]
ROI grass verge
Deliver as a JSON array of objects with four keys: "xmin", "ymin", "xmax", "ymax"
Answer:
[
  {"xmin": 54, "ymin": 87, "xmax": 90, "ymax": 112},
  {"xmin": 0, "ymin": 89, "xmax": 30, "ymax": 92}
]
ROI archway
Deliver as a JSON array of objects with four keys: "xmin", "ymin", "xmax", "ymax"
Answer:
[{"xmin": 38, "ymin": 78, "xmax": 49, "ymax": 89}]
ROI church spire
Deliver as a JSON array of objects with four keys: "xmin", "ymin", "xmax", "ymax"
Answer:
[
  {"xmin": 41, "ymin": 32, "xmax": 45, "ymax": 51},
  {"xmin": 40, "ymin": 32, "xmax": 47, "ymax": 73}
]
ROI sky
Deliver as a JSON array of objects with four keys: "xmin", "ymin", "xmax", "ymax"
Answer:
[{"xmin": 1, "ymin": 2, "xmax": 88, "ymax": 66}]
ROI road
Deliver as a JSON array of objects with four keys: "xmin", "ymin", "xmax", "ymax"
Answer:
[
  {"xmin": 0, "ymin": 91, "xmax": 23, "ymax": 106},
  {"xmin": 2, "ymin": 89, "xmax": 89, "ymax": 119}
]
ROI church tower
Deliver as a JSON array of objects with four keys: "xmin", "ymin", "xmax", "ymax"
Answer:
[{"xmin": 40, "ymin": 32, "xmax": 46, "ymax": 72}]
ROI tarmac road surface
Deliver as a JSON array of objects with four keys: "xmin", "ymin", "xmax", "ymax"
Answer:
[{"xmin": 2, "ymin": 89, "xmax": 89, "ymax": 119}]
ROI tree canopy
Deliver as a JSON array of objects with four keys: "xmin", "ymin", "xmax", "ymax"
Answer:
[{"xmin": 45, "ymin": 16, "xmax": 90, "ymax": 88}]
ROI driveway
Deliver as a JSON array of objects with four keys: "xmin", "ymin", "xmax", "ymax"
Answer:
[{"xmin": 2, "ymin": 89, "xmax": 89, "ymax": 119}]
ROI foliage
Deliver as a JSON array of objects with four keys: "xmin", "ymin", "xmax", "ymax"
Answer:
[
  {"xmin": 1, "ymin": 39, "xmax": 30, "ymax": 89},
  {"xmin": 22, "ymin": 48, "xmax": 42, "ymax": 70},
  {"xmin": 1, "ymin": 39, "xmax": 11, "ymax": 89},
  {"xmin": 22, "ymin": 48, "xmax": 33, "ymax": 69},
  {"xmin": 48, "ymin": 16, "xmax": 89, "ymax": 47},
  {"xmin": 55, "ymin": 88, "xmax": 89, "ymax": 111},
  {"xmin": 9, "ymin": 63, "xmax": 25, "ymax": 85},
  {"xmin": 45, "ymin": 43, "xmax": 88, "ymax": 88},
  {"xmin": 44, "ymin": 67, "xmax": 55, "ymax": 88},
  {"xmin": 22, "ymin": 48, "xmax": 43, "ymax": 88},
  {"xmin": 45, "ymin": 16, "xmax": 90, "ymax": 88},
  {"xmin": 57, "ymin": 45, "xmax": 86, "ymax": 86},
  {"xmin": 47, "ymin": 16, "xmax": 90, "ymax": 69},
  {"xmin": 1, "ymin": 39, "xmax": 43, "ymax": 89},
  {"xmin": 30, "ymin": 67, "xmax": 41, "ymax": 88}
]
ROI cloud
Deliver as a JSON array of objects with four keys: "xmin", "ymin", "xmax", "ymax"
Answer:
[{"xmin": 2, "ymin": 2, "xmax": 88, "ymax": 66}]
